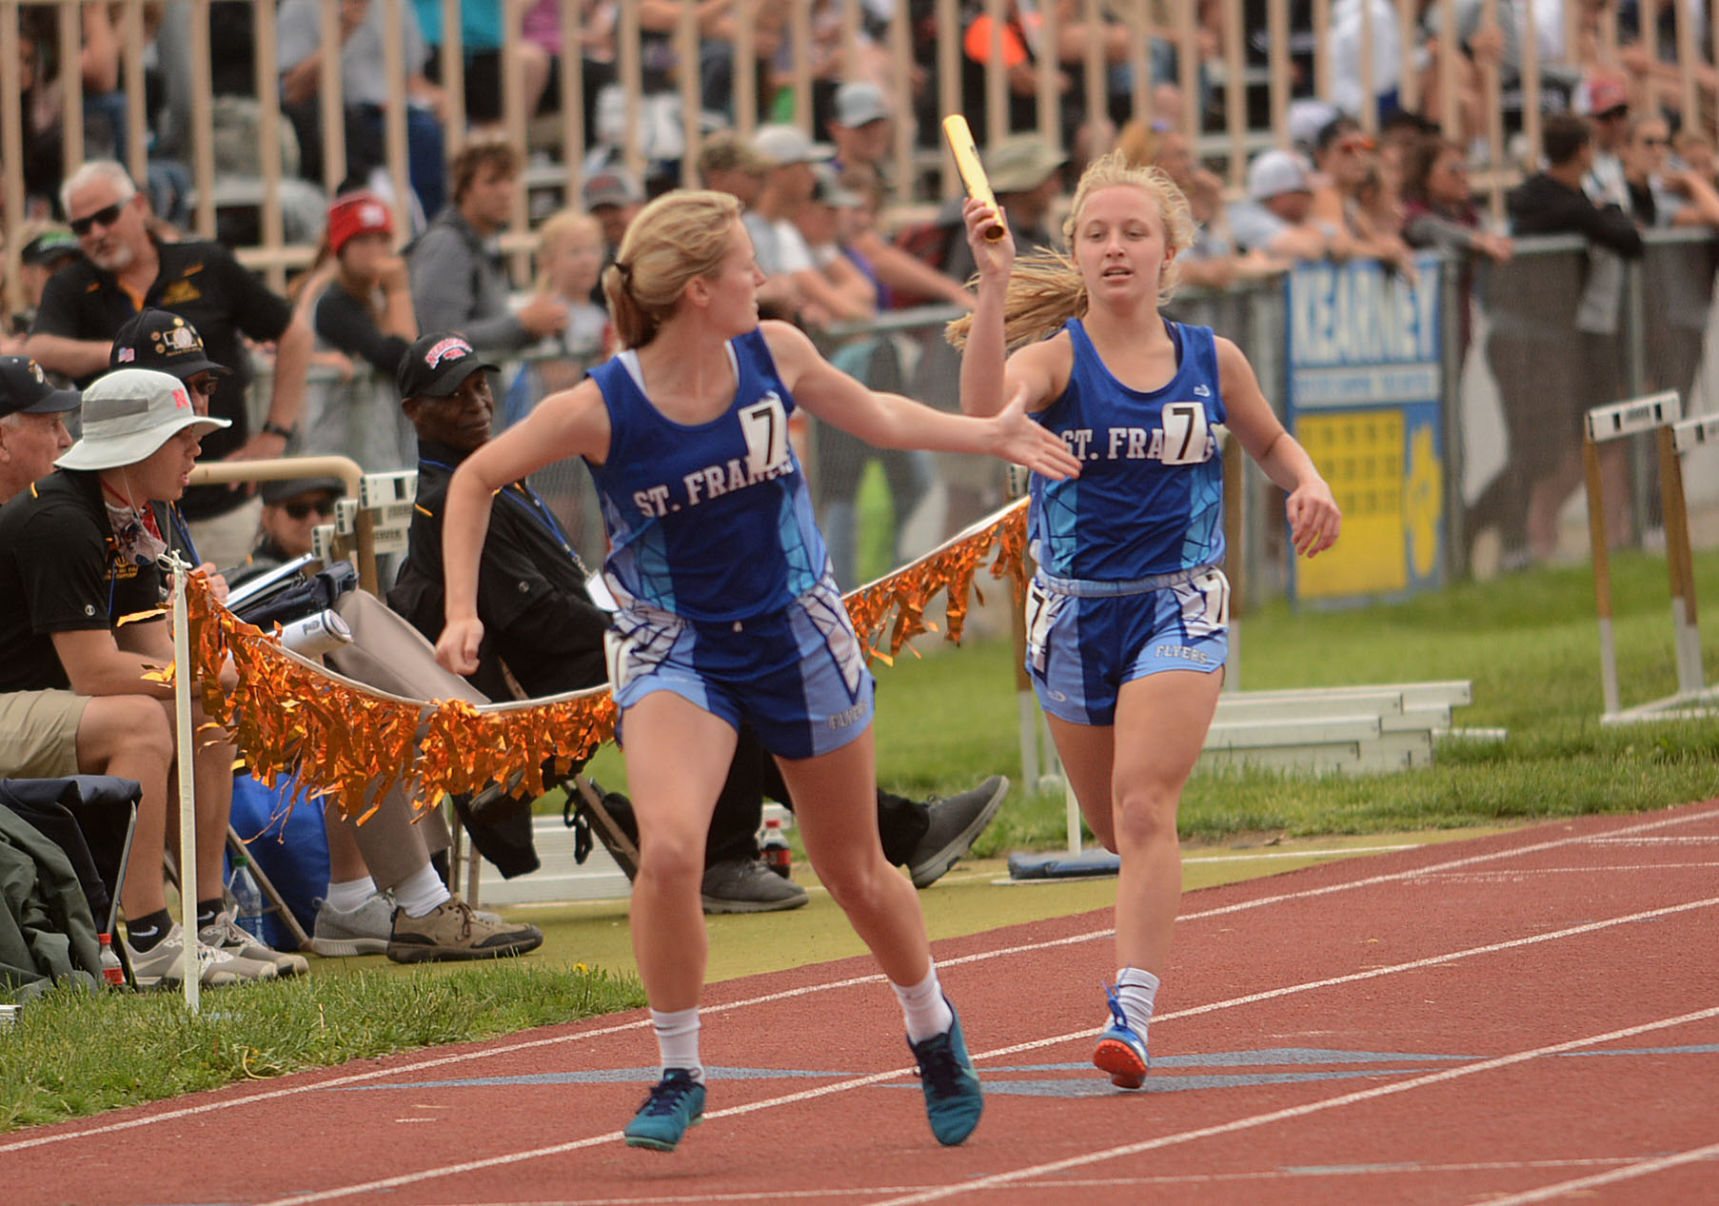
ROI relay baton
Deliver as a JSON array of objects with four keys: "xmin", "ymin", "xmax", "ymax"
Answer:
[{"xmin": 942, "ymin": 114, "xmax": 1007, "ymax": 241}]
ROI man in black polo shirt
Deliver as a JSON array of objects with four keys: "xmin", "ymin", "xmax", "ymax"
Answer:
[
  {"xmin": 388, "ymin": 333, "xmax": 1010, "ymax": 912},
  {"xmin": 0, "ymin": 356, "xmax": 175, "ymax": 828},
  {"xmin": 24, "ymin": 160, "xmax": 314, "ymax": 569},
  {"xmin": 0, "ymin": 366, "xmax": 306, "ymax": 987}
]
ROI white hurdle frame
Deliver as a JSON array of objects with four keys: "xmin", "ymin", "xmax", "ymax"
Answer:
[{"xmin": 1583, "ymin": 390, "xmax": 1717, "ymax": 722}]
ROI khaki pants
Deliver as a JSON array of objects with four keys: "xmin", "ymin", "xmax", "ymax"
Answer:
[
  {"xmin": 0, "ymin": 690, "xmax": 88, "ymax": 778},
  {"xmin": 320, "ymin": 590, "xmax": 490, "ymax": 888}
]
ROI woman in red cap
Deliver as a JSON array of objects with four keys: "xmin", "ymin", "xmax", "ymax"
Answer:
[{"xmin": 299, "ymin": 191, "xmax": 420, "ymax": 469}]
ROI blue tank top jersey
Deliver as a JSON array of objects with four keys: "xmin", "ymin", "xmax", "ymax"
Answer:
[
  {"xmin": 584, "ymin": 328, "xmax": 828, "ymax": 623},
  {"xmin": 1029, "ymin": 318, "xmax": 1227, "ymax": 580}
]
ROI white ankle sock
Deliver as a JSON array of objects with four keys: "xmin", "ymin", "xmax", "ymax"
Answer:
[
  {"xmin": 893, "ymin": 964, "xmax": 954, "ymax": 1042},
  {"xmin": 1117, "ymin": 966, "xmax": 1160, "ymax": 1036},
  {"xmin": 651, "ymin": 1006, "xmax": 703, "ymax": 1082},
  {"xmin": 325, "ymin": 876, "xmax": 377, "ymax": 913},
  {"xmin": 395, "ymin": 864, "xmax": 451, "ymax": 919}
]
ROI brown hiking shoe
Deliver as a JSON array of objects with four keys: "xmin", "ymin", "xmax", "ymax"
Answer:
[{"xmin": 385, "ymin": 894, "xmax": 544, "ymax": 963}]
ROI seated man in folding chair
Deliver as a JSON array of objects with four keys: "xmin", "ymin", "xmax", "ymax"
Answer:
[
  {"xmin": 0, "ymin": 362, "xmax": 304, "ymax": 986},
  {"xmin": 108, "ymin": 310, "xmax": 543, "ymax": 965},
  {"xmin": 388, "ymin": 333, "xmax": 1011, "ymax": 913},
  {"xmin": 225, "ymin": 471, "xmax": 546, "ymax": 961}
]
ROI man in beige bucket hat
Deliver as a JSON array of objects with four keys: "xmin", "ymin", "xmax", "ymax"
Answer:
[{"xmin": 0, "ymin": 367, "xmax": 308, "ymax": 987}]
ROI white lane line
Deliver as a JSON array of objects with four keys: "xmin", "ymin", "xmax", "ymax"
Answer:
[
  {"xmin": 1470, "ymin": 1142, "xmax": 1719, "ymax": 1205},
  {"xmin": 1587, "ymin": 835, "xmax": 1719, "ymax": 844},
  {"xmin": 1182, "ymin": 844, "xmax": 1421, "ymax": 863},
  {"xmin": 863, "ymin": 1006, "xmax": 1719, "ymax": 1206},
  {"xmin": 251, "ymin": 895, "xmax": 1719, "ymax": 1206},
  {"xmin": 5, "ymin": 805, "xmax": 1712, "ymax": 1157},
  {"xmin": 1167, "ymin": 807, "xmax": 1717, "ymax": 928},
  {"xmin": 1416, "ymin": 863, "xmax": 1719, "ymax": 880},
  {"xmin": 964, "ymin": 895, "xmax": 1719, "ymax": 1063},
  {"xmin": 371, "ymin": 1158, "xmax": 1681, "ymax": 1205}
]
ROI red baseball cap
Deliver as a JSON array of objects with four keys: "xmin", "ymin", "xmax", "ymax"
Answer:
[
  {"xmin": 326, "ymin": 191, "xmax": 394, "ymax": 256},
  {"xmin": 1587, "ymin": 76, "xmax": 1630, "ymax": 118}
]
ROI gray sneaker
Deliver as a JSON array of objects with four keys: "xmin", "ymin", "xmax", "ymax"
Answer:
[
  {"xmin": 386, "ymin": 894, "xmax": 544, "ymax": 963},
  {"xmin": 124, "ymin": 922, "xmax": 273, "ymax": 988},
  {"xmin": 309, "ymin": 893, "xmax": 394, "ymax": 957},
  {"xmin": 907, "ymin": 775, "xmax": 1010, "ymax": 889},
  {"xmin": 200, "ymin": 910, "xmax": 311, "ymax": 976},
  {"xmin": 701, "ymin": 856, "xmax": 809, "ymax": 914}
]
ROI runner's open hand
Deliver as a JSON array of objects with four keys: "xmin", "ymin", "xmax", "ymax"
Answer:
[{"xmin": 991, "ymin": 384, "xmax": 1080, "ymax": 480}]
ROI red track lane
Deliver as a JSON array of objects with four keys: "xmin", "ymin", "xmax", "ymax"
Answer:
[{"xmin": 7, "ymin": 801, "xmax": 1718, "ymax": 1206}]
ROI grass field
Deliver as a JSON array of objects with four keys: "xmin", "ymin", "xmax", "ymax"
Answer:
[{"xmin": 4, "ymin": 544, "xmax": 1715, "ymax": 1131}]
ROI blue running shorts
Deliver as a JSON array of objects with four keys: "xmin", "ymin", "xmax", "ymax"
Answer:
[
  {"xmin": 607, "ymin": 575, "xmax": 876, "ymax": 760},
  {"xmin": 1025, "ymin": 566, "xmax": 1230, "ymax": 726}
]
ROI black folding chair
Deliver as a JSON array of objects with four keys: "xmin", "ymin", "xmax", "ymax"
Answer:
[{"xmin": 0, "ymin": 776, "xmax": 141, "ymax": 983}]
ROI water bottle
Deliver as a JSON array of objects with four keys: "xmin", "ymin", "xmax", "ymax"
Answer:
[
  {"xmin": 761, "ymin": 817, "xmax": 792, "ymax": 879},
  {"xmin": 228, "ymin": 852, "xmax": 267, "ymax": 940},
  {"xmin": 98, "ymin": 933, "xmax": 124, "ymax": 989}
]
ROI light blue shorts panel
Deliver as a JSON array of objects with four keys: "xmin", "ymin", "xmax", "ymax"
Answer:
[
  {"xmin": 608, "ymin": 576, "xmax": 875, "ymax": 760},
  {"xmin": 1025, "ymin": 568, "xmax": 1229, "ymax": 726}
]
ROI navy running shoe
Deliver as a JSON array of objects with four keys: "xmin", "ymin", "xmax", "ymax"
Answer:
[
  {"xmin": 907, "ymin": 1001, "xmax": 984, "ymax": 1145},
  {"xmin": 1092, "ymin": 983, "xmax": 1149, "ymax": 1089},
  {"xmin": 623, "ymin": 1068, "xmax": 706, "ymax": 1152}
]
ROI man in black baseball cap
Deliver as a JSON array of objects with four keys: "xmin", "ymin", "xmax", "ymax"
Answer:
[
  {"xmin": 103, "ymin": 310, "xmax": 240, "ymax": 582},
  {"xmin": 110, "ymin": 308, "xmax": 231, "ymax": 413},
  {"xmin": 19, "ymin": 228, "xmax": 82, "ymax": 273},
  {"xmin": 12, "ymin": 229, "xmax": 83, "ymax": 335},
  {"xmin": 234, "ymin": 475, "xmax": 348, "ymax": 585},
  {"xmin": 395, "ymin": 331, "xmax": 499, "ymax": 403},
  {"xmin": 0, "ymin": 355, "xmax": 81, "ymax": 502},
  {"xmin": 388, "ymin": 332, "xmax": 1008, "ymax": 912}
]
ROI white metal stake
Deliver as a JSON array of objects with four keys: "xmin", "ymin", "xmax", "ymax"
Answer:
[
  {"xmin": 1018, "ymin": 692, "xmax": 1039, "ymax": 795},
  {"xmin": 170, "ymin": 562, "xmax": 199, "ymax": 1014},
  {"xmin": 1065, "ymin": 777, "xmax": 1081, "ymax": 855},
  {"xmin": 1597, "ymin": 616, "xmax": 1620, "ymax": 720}
]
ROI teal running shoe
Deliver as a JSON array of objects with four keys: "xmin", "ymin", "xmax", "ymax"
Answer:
[
  {"xmin": 623, "ymin": 1068, "xmax": 706, "ymax": 1152},
  {"xmin": 1092, "ymin": 983, "xmax": 1149, "ymax": 1089},
  {"xmin": 907, "ymin": 1001, "xmax": 984, "ymax": 1145}
]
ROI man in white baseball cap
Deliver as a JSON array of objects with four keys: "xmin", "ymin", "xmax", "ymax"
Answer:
[
  {"xmin": 0, "ymin": 366, "xmax": 308, "ymax": 987},
  {"xmin": 741, "ymin": 125, "xmax": 840, "ymax": 321},
  {"xmin": 750, "ymin": 123, "xmax": 836, "ymax": 169},
  {"xmin": 828, "ymin": 81, "xmax": 893, "ymax": 173},
  {"xmin": 1227, "ymin": 149, "xmax": 1336, "ymax": 263}
]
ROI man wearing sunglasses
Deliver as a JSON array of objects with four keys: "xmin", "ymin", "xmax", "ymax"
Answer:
[
  {"xmin": 238, "ymin": 476, "xmax": 345, "ymax": 580},
  {"xmin": 24, "ymin": 160, "xmax": 315, "ymax": 570}
]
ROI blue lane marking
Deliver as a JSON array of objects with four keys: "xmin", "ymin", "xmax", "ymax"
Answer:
[
  {"xmin": 905, "ymin": 1069, "xmax": 1443, "ymax": 1098},
  {"xmin": 327, "ymin": 1045, "xmax": 1718, "ymax": 1094},
  {"xmin": 990, "ymin": 1048, "xmax": 1481, "ymax": 1071},
  {"xmin": 333, "ymin": 1066, "xmax": 859, "ymax": 1090},
  {"xmin": 1562, "ymin": 1044, "xmax": 1719, "ymax": 1057}
]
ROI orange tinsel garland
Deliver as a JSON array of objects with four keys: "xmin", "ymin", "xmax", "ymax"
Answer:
[
  {"xmin": 842, "ymin": 497, "xmax": 1029, "ymax": 661},
  {"xmin": 183, "ymin": 498, "xmax": 1028, "ymax": 814}
]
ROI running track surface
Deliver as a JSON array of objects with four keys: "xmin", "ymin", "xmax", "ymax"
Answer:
[{"xmin": 8, "ymin": 802, "xmax": 1718, "ymax": 1206}]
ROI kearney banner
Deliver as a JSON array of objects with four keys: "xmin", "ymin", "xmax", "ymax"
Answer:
[{"xmin": 1285, "ymin": 254, "xmax": 1446, "ymax": 604}]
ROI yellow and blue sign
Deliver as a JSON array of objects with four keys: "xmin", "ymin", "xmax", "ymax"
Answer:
[{"xmin": 1285, "ymin": 255, "xmax": 1446, "ymax": 603}]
